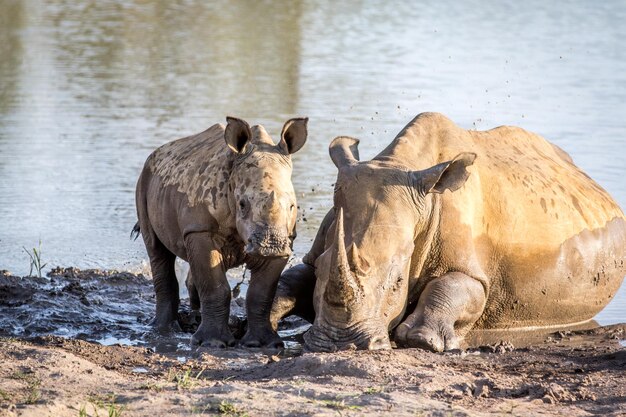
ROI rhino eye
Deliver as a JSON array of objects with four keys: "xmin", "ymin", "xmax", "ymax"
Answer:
[
  {"xmin": 290, "ymin": 204, "xmax": 295, "ymax": 211},
  {"xmin": 239, "ymin": 200, "xmax": 246, "ymax": 211}
]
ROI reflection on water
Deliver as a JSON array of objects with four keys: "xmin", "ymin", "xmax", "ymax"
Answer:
[{"xmin": 0, "ymin": 1, "xmax": 624, "ymax": 324}]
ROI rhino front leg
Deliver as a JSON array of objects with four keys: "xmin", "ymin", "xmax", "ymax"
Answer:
[
  {"xmin": 185, "ymin": 233, "xmax": 235, "ymax": 348},
  {"xmin": 395, "ymin": 272, "xmax": 486, "ymax": 352},
  {"xmin": 269, "ymin": 263, "xmax": 317, "ymax": 330},
  {"xmin": 240, "ymin": 257, "xmax": 289, "ymax": 348}
]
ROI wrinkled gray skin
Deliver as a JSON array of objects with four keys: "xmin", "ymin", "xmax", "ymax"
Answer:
[
  {"xmin": 271, "ymin": 112, "xmax": 626, "ymax": 352},
  {"xmin": 135, "ymin": 117, "xmax": 307, "ymax": 348}
]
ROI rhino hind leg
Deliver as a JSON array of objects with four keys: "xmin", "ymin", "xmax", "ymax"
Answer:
[
  {"xmin": 185, "ymin": 233, "xmax": 236, "ymax": 349},
  {"xmin": 186, "ymin": 270, "xmax": 200, "ymax": 311},
  {"xmin": 395, "ymin": 272, "xmax": 486, "ymax": 352},
  {"xmin": 143, "ymin": 231, "xmax": 181, "ymax": 334},
  {"xmin": 240, "ymin": 257, "xmax": 290, "ymax": 349}
]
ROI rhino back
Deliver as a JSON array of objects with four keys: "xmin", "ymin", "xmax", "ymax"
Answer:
[
  {"xmin": 458, "ymin": 125, "xmax": 623, "ymax": 247},
  {"xmin": 387, "ymin": 113, "xmax": 626, "ymax": 328},
  {"xmin": 459, "ymin": 126, "xmax": 625, "ymax": 328},
  {"xmin": 147, "ymin": 124, "xmax": 233, "ymax": 214},
  {"xmin": 139, "ymin": 124, "xmax": 237, "ymax": 260}
]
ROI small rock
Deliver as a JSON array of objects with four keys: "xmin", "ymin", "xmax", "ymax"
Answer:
[
  {"xmin": 452, "ymin": 382, "xmax": 475, "ymax": 397},
  {"xmin": 545, "ymin": 382, "xmax": 576, "ymax": 402},
  {"xmin": 473, "ymin": 380, "xmax": 490, "ymax": 398},
  {"xmin": 267, "ymin": 355, "xmax": 280, "ymax": 364},
  {"xmin": 481, "ymin": 340, "xmax": 515, "ymax": 353}
]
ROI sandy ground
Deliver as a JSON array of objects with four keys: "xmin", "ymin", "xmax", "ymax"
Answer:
[{"xmin": 0, "ymin": 269, "xmax": 624, "ymax": 416}]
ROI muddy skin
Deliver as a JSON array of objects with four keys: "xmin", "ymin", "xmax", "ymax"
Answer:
[
  {"xmin": 0, "ymin": 268, "xmax": 624, "ymax": 416},
  {"xmin": 135, "ymin": 117, "xmax": 307, "ymax": 348},
  {"xmin": 271, "ymin": 112, "xmax": 626, "ymax": 353}
]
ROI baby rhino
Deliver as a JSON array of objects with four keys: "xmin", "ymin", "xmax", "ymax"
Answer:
[{"xmin": 135, "ymin": 117, "xmax": 308, "ymax": 348}]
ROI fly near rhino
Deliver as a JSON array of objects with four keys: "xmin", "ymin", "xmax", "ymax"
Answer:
[
  {"xmin": 271, "ymin": 112, "xmax": 626, "ymax": 352},
  {"xmin": 135, "ymin": 117, "xmax": 307, "ymax": 348}
]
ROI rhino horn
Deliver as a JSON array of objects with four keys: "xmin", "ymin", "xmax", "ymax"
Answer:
[
  {"xmin": 263, "ymin": 191, "xmax": 279, "ymax": 213},
  {"xmin": 324, "ymin": 207, "xmax": 361, "ymax": 306}
]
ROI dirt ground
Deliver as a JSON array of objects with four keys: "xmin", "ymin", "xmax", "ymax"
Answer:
[{"xmin": 0, "ymin": 269, "xmax": 624, "ymax": 416}]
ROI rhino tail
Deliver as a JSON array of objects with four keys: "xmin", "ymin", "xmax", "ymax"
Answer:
[{"xmin": 130, "ymin": 222, "xmax": 141, "ymax": 241}]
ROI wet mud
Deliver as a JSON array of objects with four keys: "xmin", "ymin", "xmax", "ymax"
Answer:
[
  {"xmin": 1, "ymin": 267, "xmax": 189, "ymax": 354},
  {"xmin": 0, "ymin": 269, "xmax": 624, "ymax": 416},
  {"xmin": 0, "ymin": 267, "xmax": 308, "ymax": 356}
]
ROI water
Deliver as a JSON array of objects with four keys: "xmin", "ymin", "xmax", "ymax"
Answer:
[{"xmin": 0, "ymin": 1, "xmax": 624, "ymax": 324}]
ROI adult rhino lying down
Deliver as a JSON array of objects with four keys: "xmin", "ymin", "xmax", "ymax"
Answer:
[
  {"xmin": 135, "ymin": 117, "xmax": 307, "ymax": 348},
  {"xmin": 271, "ymin": 112, "xmax": 626, "ymax": 352}
]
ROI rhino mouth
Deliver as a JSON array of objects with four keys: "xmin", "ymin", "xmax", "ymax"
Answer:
[
  {"xmin": 304, "ymin": 321, "xmax": 391, "ymax": 352},
  {"xmin": 245, "ymin": 228, "xmax": 292, "ymax": 257}
]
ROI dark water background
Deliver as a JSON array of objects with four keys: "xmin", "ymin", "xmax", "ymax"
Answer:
[{"xmin": 1, "ymin": 1, "xmax": 624, "ymax": 324}]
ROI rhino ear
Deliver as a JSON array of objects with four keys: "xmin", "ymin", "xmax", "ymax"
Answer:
[
  {"xmin": 278, "ymin": 117, "xmax": 308, "ymax": 154},
  {"xmin": 225, "ymin": 116, "xmax": 252, "ymax": 154},
  {"xmin": 329, "ymin": 136, "xmax": 360, "ymax": 168},
  {"xmin": 415, "ymin": 152, "xmax": 476, "ymax": 194}
]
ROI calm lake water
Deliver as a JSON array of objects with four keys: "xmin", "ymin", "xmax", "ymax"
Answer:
[{"xmin": 1, "ymin": 1, "xmax": 624, "ymax": 324}]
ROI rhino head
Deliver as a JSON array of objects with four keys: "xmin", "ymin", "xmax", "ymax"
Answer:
[
  {"xmin": 225, "ymin": 117, "xmax": 308, "ymax": 258},
  {"xmin": 304, "ymin": 136, "xmax": 475, "ymax": 351}
]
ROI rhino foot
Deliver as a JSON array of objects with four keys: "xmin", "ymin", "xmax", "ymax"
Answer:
[
  {"xmin": 149, "ymin": 314, "xmax": 182, "ymax": 334},
  {"xmin": 239, "ymin": 328, "xmax": 284, "ymax": 349},
  {"xmin": 395, "ymin": 323, "xmax": 459, "ymax": 352},
  {"xmin": 191, "ymin": 324, "xmax": 236, "ymax": 349}
]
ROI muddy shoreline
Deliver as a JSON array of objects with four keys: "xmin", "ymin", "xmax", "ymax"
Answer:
[{"xmin": 0, "ymin": 268, "xmax": 624, "ymax": 416}]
